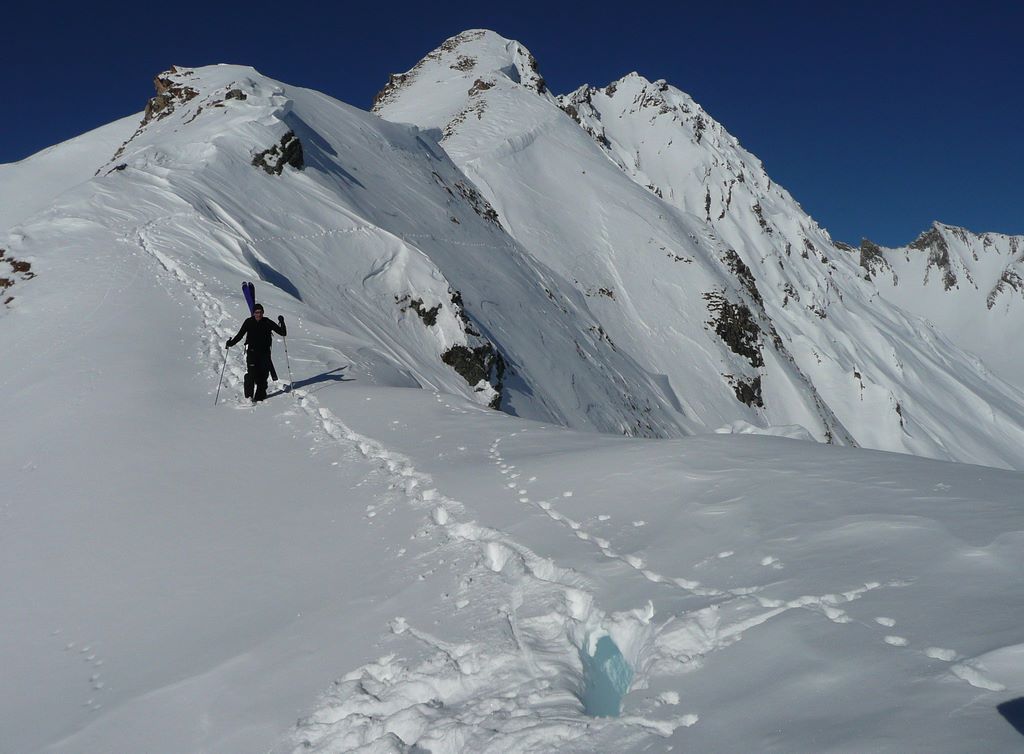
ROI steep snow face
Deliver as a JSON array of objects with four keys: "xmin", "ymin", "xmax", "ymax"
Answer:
[
  {"xmin": 1, "ymin": 63, "xmax": 696, "ymax": 437},
  {"xmin": 859, "ymin": 223, "xmax": 1024, "ymax": 388},
  {"xmin": 377, "ymin": 31, "xmax": 1024, "ymax": 470},
  {"xmin": 377, "ymin": 31, "xmax": 854, "ymax": 444}
]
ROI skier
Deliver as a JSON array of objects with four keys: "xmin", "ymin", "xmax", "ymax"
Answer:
[{"xmin": 226, "ymin": 303, "xmax": 287, "ymax": 402}]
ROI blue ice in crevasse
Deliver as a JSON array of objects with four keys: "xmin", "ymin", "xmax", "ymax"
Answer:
[{"xmin": 579, "ymin": 635, "xmax": 634, "ymax": 717}]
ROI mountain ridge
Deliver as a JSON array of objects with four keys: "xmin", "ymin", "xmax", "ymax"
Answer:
[
  {"xmin": 4, "ymin": 31, "xmax": 1024, "ymax": 468},
  {"xmin": 374, "ymin": 29, "xmax": 1024, "ymax": 469}
]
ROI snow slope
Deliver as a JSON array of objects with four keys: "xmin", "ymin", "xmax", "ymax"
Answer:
[
  {"xmin": 376, "ymin": 29, "xmax": 1024, "ymax": 470},
  {"xmin": 858, "ymin": 222, "xmax": 1024, "ymax": 388},
  {"xmin": 0, "ymin": 114, "xmax": 139, "ymax": 232},
  {"xmin": 2, "ymin": 38, "xmax": 1024, "ymax": 754}
]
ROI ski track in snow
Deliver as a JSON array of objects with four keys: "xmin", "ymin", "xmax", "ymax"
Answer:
[{"xmin": 129, "ymin": 221, "xmax": 996, "ymax": 751}]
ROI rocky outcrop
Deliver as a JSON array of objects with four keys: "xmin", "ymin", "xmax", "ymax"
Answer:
[
  {"xmin": 858, "ymin": 238, "xmax": 892, "ymax": 280},
  {"xmin": 910, "ymin": 226, "xmax": 957, "ymax": 290},
  {"xmin": 372, "ymin": 73, "xmax": 411, "ymax": 111},
  {"xmin": 703, "ymin": 291, "xmax": 763, "ymax": 369},
  {"xmin": 441, "ymin": 344, "xmax": 506, "ymax": 409},
  {"xmin": 143, "ymin": 67, "xmax": 199, "ymax": 124},
  {"xmin": 396, "ymin": 295, "xmax": 441, "ymax": 326},
  {"xmin": 252, "ymin": 131, "xmax": 304, "ymax": 175},
  {"xmin": 987, "ymin": 268, "xmax": 1024, "ymax": 309},
  {"xmin": 444, "ymin": 290, "xmax": 506, "ymax": 409},
  {"xmin": 0, "ymin": 249, "xmax": 35, "ymax": 306}
]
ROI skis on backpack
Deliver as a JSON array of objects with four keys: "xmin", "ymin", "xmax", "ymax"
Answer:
[{"xmin": 242, "ymin": 281, "xmax": 256, "ymax": 314}]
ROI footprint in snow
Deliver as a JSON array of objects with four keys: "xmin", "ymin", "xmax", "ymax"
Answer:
[
  {"xmin": 884, "ymin": 636, "xmax": 909, "ymax": 647},
  {"xmin": 875, "ymin": 617, "xmax": 896, "ymax": 627}
]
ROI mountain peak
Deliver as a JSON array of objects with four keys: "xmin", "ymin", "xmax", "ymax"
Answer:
[{"xmin": 372, "ymin": 29, "xmax": 547, "ymax": 112}]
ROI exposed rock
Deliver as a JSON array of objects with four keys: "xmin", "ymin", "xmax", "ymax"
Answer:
[
  {"xmin": 441, "ymin": 344, "xmax": 506, "ymax": 409},
  {"xmin": 252, "ymin": 131, "xmax": 304, "ymax": 175},
  {"xmin": 143, "ymin": 68, "xmax": 199, "ymax": 124},
  {"xmin": 225, "ymin": 88, "xmax": 247, "ymax": 100},
  {"xmin": 443, "ymin": 100, "xmax": 488, "ymax": 140},
  {"xmin": 0, "ymin": 251, "xmax": 36, "ymax": 302},
  {"xmin": 10, "ymin": 259, "xmax": 34, "ymax": 277},
  {"xmin": 520, "ymin": 50, "xmax": 548, "ymax": 94},
  {"xmin": 560, "ymin": 103, "xmax": 580, "ymax": 123},
  {"xmin": 372, "ymin": 73, "xmax": 410, "ymax": 111},
  {"xmin": 752, "ymin": 202, "xmax": 773, "ymax": 235},
  {"xmin": 722, "ymin": 249, "xmax": 761, "ymax": 305},
  {"xmin": 449, "ymin": 289, "xmax": 481, "ymax": 336},
  {"xmin": 452, "ymin": 180, "xmax": 500, "ymax": 226},
  {"xmin": 858, "ymin": 238, "xmax": 890, "ymax": 279},
  {"xmin": 729, "ymin": 375, "xmax": 763, "ymax": 407},
  {"xmin": 987, "ymin": 268, "xmax": 1024, "ymax": 309},
  {"xmin": 396, "ymin": 295, "xmax": 441, "ymax": 326},
  {"xmin": 468, "ymin": 78, "xmax": 494, "ymax": 96},
  {"xmin": 703, "ymin": 290, "xmax": 763, "ymax": 368},
  {"xmin": 909, "ymin": 225, "xmax": 957, "ymax": 290},
  {"xmin": 451, "ymin": 55, "xmax": 476, "ymax": 72},
  {"xmin": 693, "ymin": 114, "xmax": 706, "ymax": 143}
]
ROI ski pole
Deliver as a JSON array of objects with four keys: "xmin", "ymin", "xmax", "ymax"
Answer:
[
  {"xmin": 215, "ymin": 343, "xmax": 230, "ymax": 406},
  {"xmin": 282, "ymin": 334, "xmax": 294, "ymax": 392}
]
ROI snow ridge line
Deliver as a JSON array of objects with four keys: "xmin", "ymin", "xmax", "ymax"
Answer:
[{"xmin": 230, "ymin": 221, "xmax": 515, "ymax": 253}]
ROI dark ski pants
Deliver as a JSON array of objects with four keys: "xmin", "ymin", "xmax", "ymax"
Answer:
[{"xmin": 246, "ymin": 349, "xmax": 273, "ymax": 401}]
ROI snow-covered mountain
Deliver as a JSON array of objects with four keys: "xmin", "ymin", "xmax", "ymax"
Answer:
[
  {"xmin": 374, "ymin": 29, "xmax": 1024, "ymax": 470},
  {"xmin": 857, "ymin": 222, "xmax": 1024, "ymax": 389},
  {"xmin": 2, "ymin": 29, "xmax": 1024, "ymax": 754}
]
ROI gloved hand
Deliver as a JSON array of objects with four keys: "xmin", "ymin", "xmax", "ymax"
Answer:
[
  {"xmin": 278, "ymin": 315, "xmax": 285, "ymax": 326},
  {"xmin": 225, "ymin": 339, "xmax": 232, "ymax": 348}
]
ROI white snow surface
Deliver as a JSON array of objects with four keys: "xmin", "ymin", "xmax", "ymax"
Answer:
[{"xmin": 2, "ymin": 39, "xmax": 1024, "ymax": 754}]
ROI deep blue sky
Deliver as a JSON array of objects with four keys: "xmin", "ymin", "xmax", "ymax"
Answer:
[{"xmin": 8, "ymin": 1, "xmax": 1022, "ymax": 245}]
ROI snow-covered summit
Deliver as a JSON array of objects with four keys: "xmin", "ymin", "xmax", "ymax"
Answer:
[{"xmin": 373, "ymin": 29, "xmax": 551, "ymax": 114}]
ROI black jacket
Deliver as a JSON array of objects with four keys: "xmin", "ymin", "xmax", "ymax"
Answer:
[{"xmin": 227, "ymin": 316, "xmax": 286, "ymax": 352}]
